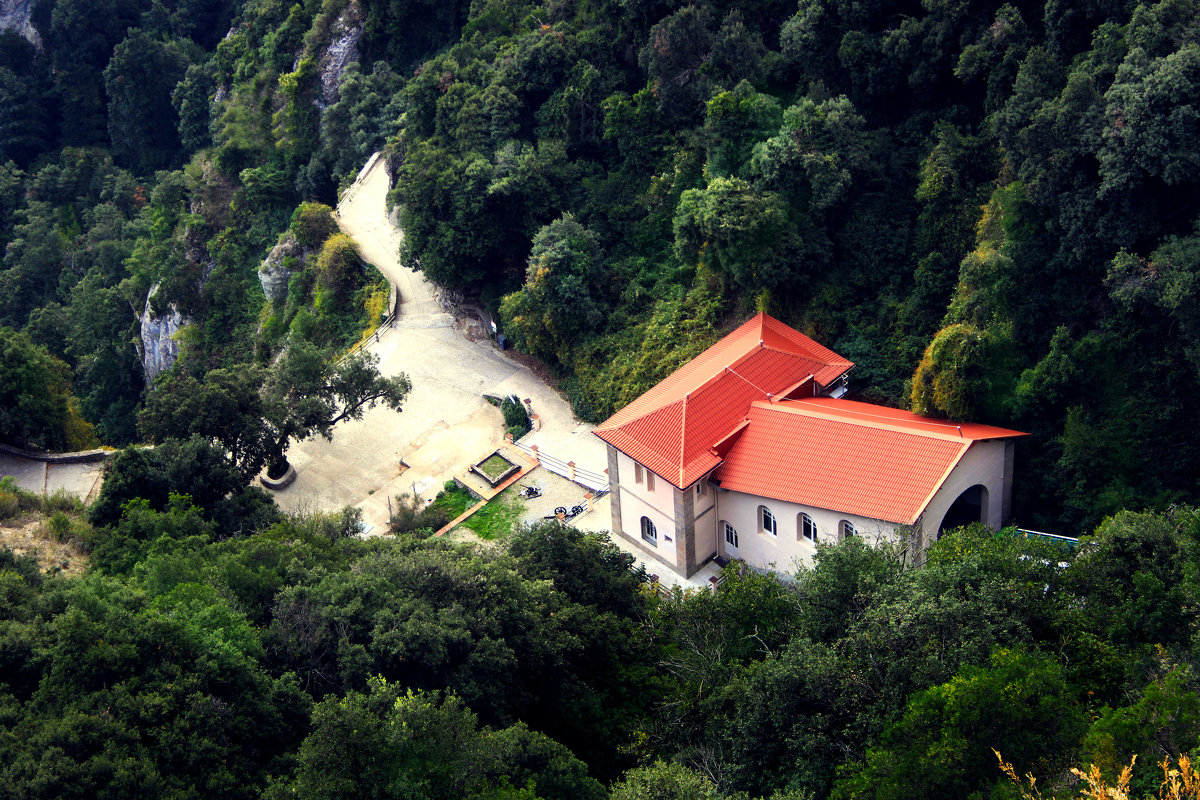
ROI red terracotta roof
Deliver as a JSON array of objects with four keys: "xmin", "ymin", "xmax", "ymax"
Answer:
[
  {"xmin": 713, "ymin": 399, "xmax": 1026, "ymax": 523},
  {"xmin": 595, "ymin": 313, "xmax": 854, "ymax": 488}
]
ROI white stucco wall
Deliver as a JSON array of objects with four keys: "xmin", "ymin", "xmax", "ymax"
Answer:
[
  {"xmin": 615, "ymin": 436, "xmax": 1015, "ymax": 578},
  {"xmin": 614, "ymin": 450, "xmax": 678, "ymax": 567},
  {"xmin": 918, "ymin": 439, "xmax": 1011, "ymax": 544},
  {"xmin": 713, "ymin": 489, "xmax": 899, "ymax": 573}
]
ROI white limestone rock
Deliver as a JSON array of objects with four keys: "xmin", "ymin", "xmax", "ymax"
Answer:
[
  {"xmin": 0, "ymin": 0, "xmax": 40, "ymax": 49},
  {"xmin": 139, "ymin": 285, "xmax": 190, "ymax": 381},
  {"xmin": 258, "ymin": 230, "xmax": 304, "ymax": 303},
  {"xmin": 316, "ymin": 2, "xmax": 364, "ymax": 109}
]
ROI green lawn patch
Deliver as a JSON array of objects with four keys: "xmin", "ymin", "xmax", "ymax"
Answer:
[
  {"xmin": 430, "ymin": 481, "xmax": 476, "ymax": 520},
  {"xmin": 462, "ymin": 490, "xmax": 525, "ymax": 540},
  {"xmin": 475, "ymin": 453, "xmax": 516, "ymax": 482}
]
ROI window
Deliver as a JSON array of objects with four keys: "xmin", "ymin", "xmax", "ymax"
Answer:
[
  {"xmin": 641, "ymin": 516, "xmax": 657, "ymax": 545},
  {"xmin": 800, "ymin": 513, "xmax": 817, "ymax": 542},
  {"xmin": 723, "ymin": 521, "xmax": 738, "ymax": 548},
  {"xmin": 760, "ymin": 506, "xmax": 777, "ymax": 536},
  {"xmin": 695, "ymin": 481, "xmax": 706, "ymax": 498},
  {"xmin": 634, "ymin": 463, "xmax": 643, "ymax": 484},
  {"xmin": 646, "ymin": 471, "xmax": 655, "ymax": 491},
  {"xmin": 840, "ymin": 520, "xmax": 856, "ymax": 540}
]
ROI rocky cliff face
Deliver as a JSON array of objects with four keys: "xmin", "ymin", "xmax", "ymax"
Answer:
[
  {"xmin": 139, "ymin": 285, "xmax": 190, "ymax": 381},
  {"xmin": 0, "ymin": 0, "xmax": 39, "ymax": 48},
  {"xmin": 316, "ymin": 1, "xmax": 364, "ymax": 108},
  {"xmin": 259, "ymin": 231, "xmax": 304, "ymax": 302}
]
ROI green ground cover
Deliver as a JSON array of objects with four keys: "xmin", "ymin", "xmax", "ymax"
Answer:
[
  {"xmin": 430, "ymin": 481, "xmax": 476, "ymax": 520},
  {"xmin": 462, "ymin": 490, "xmax": 525, "ymax": 540}
]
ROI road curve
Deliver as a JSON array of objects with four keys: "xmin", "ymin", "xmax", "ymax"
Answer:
[
  {"xmin": 269, "ymin": 153, "xmax": 606, "ymax": 532},
  {"xmin": 337, "ymin": 154, "xmax": 446, "ymax": 324}
]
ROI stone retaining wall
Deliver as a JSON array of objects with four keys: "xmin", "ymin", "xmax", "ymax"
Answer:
[{"xmin": 0, "ymin": 443, "xmax": 114, "ymax": 464}]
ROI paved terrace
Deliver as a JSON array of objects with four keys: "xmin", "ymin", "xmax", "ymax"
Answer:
[{"xmin": 0, "ymin": 445, "xmax": 108, "ymax": 503}]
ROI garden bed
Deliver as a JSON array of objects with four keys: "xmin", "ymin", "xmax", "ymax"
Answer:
[{"xmin": 470, "ymin": 451, "xmax": 520, "ymax": 486}]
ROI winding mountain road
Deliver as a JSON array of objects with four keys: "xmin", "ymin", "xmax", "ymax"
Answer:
[{"xmin": 270, "ymin": 153, "xmax": 605, "ymax": 531}]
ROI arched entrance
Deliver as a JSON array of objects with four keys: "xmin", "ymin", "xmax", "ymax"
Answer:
[{"xmin": 938, "ymin": 484, "xmax": 989, "ymax": 537}]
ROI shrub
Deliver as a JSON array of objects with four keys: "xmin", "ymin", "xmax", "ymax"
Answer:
[
  {"xmin": 501, "ymin": 395, "xmax": 531, "ymax": 439},
  {"xmin": 290, "ymin": 201, "xmax": 339, "ymax": 249},
  {"xmin": 0, "ymin": 490, "xmax": 18, "ymax": 520},
  {"xmin": 315, "ymin": 233, "xmax": 362, "ymax": 304},
  {"xmin": 388, "ymin": 492, "xmax": 449, "ymax": 536},
  {"xmin": 45, "ymin": 511, "xmax": 72, "ymax": 542},
  {"xmin": 0, "ymin": 476, "xmax": 41, "ymax": 518},
  {"xmin": 44, "ymin": 489, "xmax": 81, "ymax": 514}
]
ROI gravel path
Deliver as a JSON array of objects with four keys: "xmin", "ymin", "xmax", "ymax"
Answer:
[{"xmin": 505, "ymin": 468, "xmax": 599, "ymax": 529}]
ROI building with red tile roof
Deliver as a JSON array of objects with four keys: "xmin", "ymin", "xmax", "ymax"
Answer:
[{"xmin": 595, "ymin": 313, "xmax": 1026, "ymax": 577}]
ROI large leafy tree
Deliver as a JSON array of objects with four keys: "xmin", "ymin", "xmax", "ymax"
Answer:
[
  {"xmin": 0, "ymin": 32, "xmax": 53, "ymax": 167},
  {"xmin": 673, "ymin": 176, "xmax": 796, "ymax": 294},
  {"xmin": 104, "ymin": 29, "xmax": 200, "ymax": 174},
  {"xmin": 499, "ymin": 213, "xmax": 606, "ymax": 366},
  {"xmin": 832, "ymin": 649, "xmax": 1086, "ymax": 800},
  {"xmin": 140, "ymin": 342, "xmax": 411, "ymax": 478},
  {"xmin": 0, "ymin": 326, "xmax": 95, "ymax": 451},
  {"xmin": 281, "ymin": 680, "xmax": 604, "ymax": 800}
]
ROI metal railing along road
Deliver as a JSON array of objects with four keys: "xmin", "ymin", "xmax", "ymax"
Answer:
[{"xmin": 1014, "ymin": 528, "xmax": 1080, "ymax": 548}]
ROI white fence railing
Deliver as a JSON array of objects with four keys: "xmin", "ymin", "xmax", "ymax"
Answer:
[{"xmin": 510, "ymin": 440, "xmax": 608, "ymax": 491}]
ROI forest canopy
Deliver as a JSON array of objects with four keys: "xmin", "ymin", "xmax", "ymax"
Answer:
[
  {"xmin": 4, "ymin": 456, "xmax": 1200, "ymax": 799},
  {"xmin": 4, "ymin": 0, "xmax": 1199, "ymax": 534},
  {"xmin": 3, "ymin": 0, "xmax": 1200, "ymax": 794}
]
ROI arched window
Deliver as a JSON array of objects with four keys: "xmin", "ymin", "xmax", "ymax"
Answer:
[
  {"xmin": 723, "ymin": 521, "xmax": 738, "ymax": 548},
  {"xmin": 640, "ymin": 516, "xmax": 657, "ymax": 545},
  {"xmin": 839, "ymin": 520, "xmax": 856, "ymax": 540},
  {"xmin": 759, "ymin": 506, "xmax": 777, "ymax": 536},
  {"xmin": 799, "ymin": 513, "xmax": 817, "ymax": 542}
]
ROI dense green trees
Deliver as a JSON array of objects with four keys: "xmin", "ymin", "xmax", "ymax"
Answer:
[
  {"xmin": 139, "ymin": 343, "xmax": 411, "ymax": 478},
  {"xmin": 0, "ymin": 326, "xmax": 95, "ymax": 451},
  {"xmin": 8, "ymin": 441, "xmax": 1200, "ymax": 799},
  {"xmin": 104, "ymin": 30, "xmax": 200, "ymax": 174},
  {"xmin": 0, "ymin": 508, "xmax": 668, "ymax": 796},
  {"xmin": 7, "ymin": 0, "xmax": 1200, "ymax": 795}
]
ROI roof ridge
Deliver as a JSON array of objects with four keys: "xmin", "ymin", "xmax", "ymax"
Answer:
[
  {"xmin": 679, "ymin": 393, "xmax": 689, "ymax": 487},
  {"xmin": 594, "ymin": 396, "xmax": 684, "ymax": 433},
  {"xmin": 759, "ymin": 340, "xmax": 853, "ymax": 366},
  {"xmin": 755, "ymin": 401, "xmax": 974, "ymax": 442}
]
